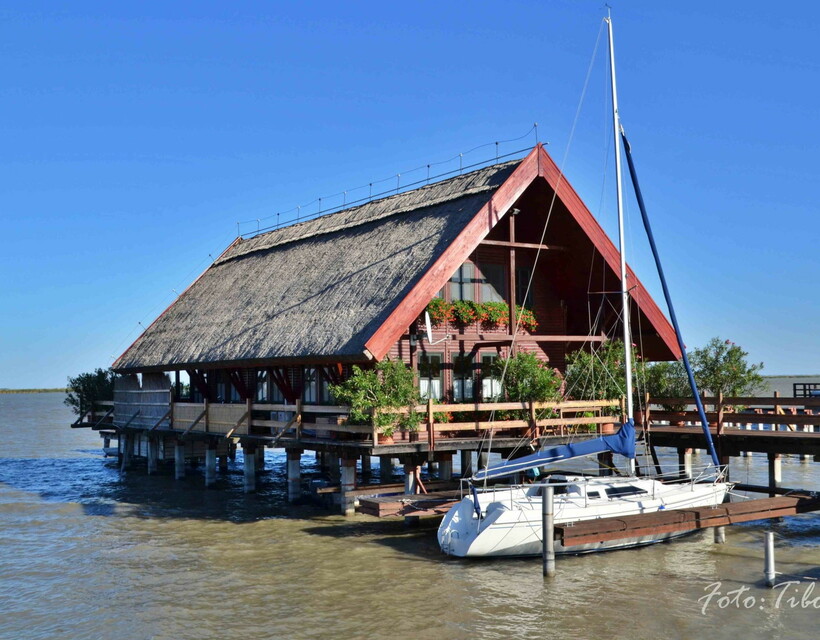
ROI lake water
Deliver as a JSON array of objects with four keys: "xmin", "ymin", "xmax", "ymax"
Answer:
[{"xmin": 0, "ymin": 393, "xmax": 817, "ymax": 639}]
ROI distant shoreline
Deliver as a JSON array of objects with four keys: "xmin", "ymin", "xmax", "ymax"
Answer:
[{"xmin": 0, "ymin": 388, "xmax": 66, "ymax": 394}]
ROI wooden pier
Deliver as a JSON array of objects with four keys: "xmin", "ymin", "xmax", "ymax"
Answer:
[{"xmin": 555, "ymin": 492, "xmax": 820, "ymax": 548}]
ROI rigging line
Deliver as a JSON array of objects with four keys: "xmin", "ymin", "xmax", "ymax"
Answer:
[
  {"xmin": 482, "ymin": 19, "xmax": 607, "ymax": 489},
  {"xmin": 246, "ymin": 147, "xmax": 532, "ymax": 236},
  {"xmin": 237, "ymin": 126, "xmax": 537, "ymax": 227}
]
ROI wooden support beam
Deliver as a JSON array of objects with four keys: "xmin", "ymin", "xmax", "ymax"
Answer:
[
  {"xmin": 182, "ymin": 409, "xmax": 207, "ymax": 436},
  {"xmin": 148, "ymin": 408, "xmax": 172, "ymax": 432},
  {"xmin": 186, "ymin": 369, "xmax": 210, "ymax": 401},
  {"xmin": 480, "ymin": 239, "xmax": 567, "ymax": 251}
]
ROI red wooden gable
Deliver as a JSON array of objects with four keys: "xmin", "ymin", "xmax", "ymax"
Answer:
[{"xmin": 364, "ymin": 144, "xmax": 681, "ymax": 361}]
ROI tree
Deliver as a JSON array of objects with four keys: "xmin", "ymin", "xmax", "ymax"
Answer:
[
  {"xmin": 689, "ymin": 337, "xmax": 764, "ymax": 397},
  {"xmin": 491, "ymin": 352, "xmax": 563, "ymax": 404},
  {"xmin": 329, "ymin": 359, "xmax": 421, "ymax": 437},
  {"xmin": 64, "ymin": 368, "xmax": 116, "ymax": 416},
  {"xmin": 564, "ymin": 339, "xmax": 645, "ymax": 410},
  {"xmin": 644, "ymin": 360, "xmax": 691, "ymax": 411}
]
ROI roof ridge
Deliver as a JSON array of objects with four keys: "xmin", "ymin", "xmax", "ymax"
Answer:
[{"xmin": 216, "ymin": 159, "xmax": 521, "ymax": 265}]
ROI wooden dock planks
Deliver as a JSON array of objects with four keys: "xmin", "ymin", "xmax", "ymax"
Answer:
[{"xmin": 556, "ymin": 494, "xmax": 820, "ymax": 547}]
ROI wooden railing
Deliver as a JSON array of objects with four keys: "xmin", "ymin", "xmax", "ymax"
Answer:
[
  {"xmin": 642, "ymin": 392, "xmax": 820, "ymax": 434},
  {"xmin": 109, "ymin": 394, "xmax": 622, "ymax": 449}
]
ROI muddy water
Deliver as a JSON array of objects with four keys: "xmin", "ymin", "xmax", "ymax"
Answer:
[{"xmin": 0, "ymin": 393, "xmax": 817, "ymax": 639}]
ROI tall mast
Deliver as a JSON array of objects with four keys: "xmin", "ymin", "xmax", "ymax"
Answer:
[{"xmin": 606, "ymin": 14, "xmax": 634, "ymax": 423}]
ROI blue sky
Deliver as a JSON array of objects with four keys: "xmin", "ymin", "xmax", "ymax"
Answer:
[{"xmin": 1, "ymin": 1, "xmax": 818, "ymax": 388}]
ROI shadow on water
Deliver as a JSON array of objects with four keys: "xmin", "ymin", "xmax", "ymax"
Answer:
[
  {"xmin": 0, "ymin": 452, "xmax": 346, "ymax": 524},
  {"xmin": 302, "ymin": 518, "xmax": 444, "ymax": 561}
]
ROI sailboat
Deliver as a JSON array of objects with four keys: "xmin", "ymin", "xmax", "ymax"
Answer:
[{"xmin": 437, "ymin": 15, "xmax": 731, "ymax": 558}]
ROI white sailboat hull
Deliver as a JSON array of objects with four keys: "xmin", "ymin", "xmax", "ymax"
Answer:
[{"xmin": 438, "ymin": 476, "xmax": 729, "ymax": 558}]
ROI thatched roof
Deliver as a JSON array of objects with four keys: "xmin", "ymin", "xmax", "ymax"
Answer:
[{"xmin": 114, "ymin": 160, "xmax": 521, "ymax": 372}]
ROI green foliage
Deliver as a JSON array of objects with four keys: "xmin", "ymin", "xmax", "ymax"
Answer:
[
  {"xmin": 451, "ymin": 300, "xmax": 480, "ymax": 326},
  {"xmin": 329, "ymin": 359, "xmax": 421, "ymax": 437},
  {"xmin": 426, "ymin": 298, "xmax": 453, "ymax": 325},
  {"xmin": 480, "ymin": 301, "xmax": 509, "ymax": 327},
  {"xmin": 564, "ymin": 340, "xmax": 644, "ymax": 410},
  {"xmin": 644, "ymin": 360, "xmax": 691, "ymax": 411},
  {"xmin": 689, "ymin": 337, "xmax": 764, "ymax": 397},
  {"xmin": 64, "ymin": 368, "xmax": 116, "ymax": 416},
  {"xmin": 424, "ymin": 298, "xmax": 539, "ymax": 332},
  {"xmin": 515, "ymin": 305, "xmax": 538, "ymax": 332},
  {"xmin": 491, "ymin": 352, "xmax": 562, "ymax": 403}
]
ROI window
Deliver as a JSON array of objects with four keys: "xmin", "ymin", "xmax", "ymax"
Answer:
[
  {"xmin": 256, "ymin": 371, "xmax": 269, "ymax": 402},
  {"xmin": 452, "ymin": 354, "xmax": 474, "ymax": 402},
  {"xmin": 303, "ymin": 367, "xmax": 318, "ymax": 404},
  {"xmin": 478, "ymin": 262, "xmax": 506, "ymax": 303},
  {"xmin": 481, "ymin": 354, "xmax": 502, "ymax": 401},
  {"xmin": 320, "ymin": 370, "xmax": 334, "ymax": 405},
  {"xmin": 270, "ymin": 378, "xmax": 285, "ymax": 403},
  {"xmin": 588, "ymin": 490, "xmax": 602, "ymax": 500},
  {"xmin": 450, "ymin": 262, "xmax": 474, "ymax": 301},
  {"xmin": 419, "ymin": 353, "xmax": 443, "ymax": 401},
  {"xmin": 516, "ymin": 266, "xmax": 534, "ymax": 308},
  {"xmin": 604, "ymin": 485, "xmax": 649, "ymax": 499}
]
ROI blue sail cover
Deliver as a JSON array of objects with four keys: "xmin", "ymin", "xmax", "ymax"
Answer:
[{"xmin": 472, "ymin": 419, "xmax": 636, "ymax": 482}]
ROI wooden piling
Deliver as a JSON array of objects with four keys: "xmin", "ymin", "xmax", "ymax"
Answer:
[
  {"xmin": 360, "ymin": 455, "xmax": 372, "ymax": 476},
  {"xmin": 379, "ymin": 455, "xmax": 394, "ymax": 480},
  {"xmin": 460, "ymin": 450, "xmax": 472, "ymax": 477},
  {"xmin": 340, "ymin": 457, "xmax": 357, "ymax": 516},
  {"xmin": 437, "ymin": 453, "xmax": 453, "ymax": 481},
  {"xmin": 713, "ymin": 525, "xmax": 726, "ymax": 544},
  {"xmin": 174, "ymin": 440, "xmax": 185, "ymax": 480},
  {"xmin": 147, "ymin": 436, "xmax": 158, "ymax": 475}
]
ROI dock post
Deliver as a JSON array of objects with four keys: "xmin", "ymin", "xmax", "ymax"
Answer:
[
  {"xmin": 403, "ymin": 463, "xmax": 420, "ymax": 527},
  {"xmin": 764, "ymin": 531, "xmax": 776, "ymax": 587},
  {"xmin": 243, "ymin": 443, "xmax": 257, "ymax": 492},
  {"xmin": 477, "ymin": 451, "xmax": 489, "ymax": 474},
  {"xmin": 460, "ymin": 450, "xmax": 472, "ymax": 477},
  {"xmin": 174, "ymin": 440, "xmax": 185, "ymax": 480},
  {"xmin": 340, "ymin": 457, "xmax": 357, "ymax": 516},
  {"xmin": 767, "ymin": 453, "xmax": 782, "ymax": 497},
  {"xmin": 542, "ymin": 485, "xmax": 556, "ymax": 578},
  {"xmin": 713, "ymin": 526, "xmax": 726, "ymax": 544},
  {"xmin": 360, "ymin": 455, "xmax": 372, "ymax": 477},
  {"xmin": 438, "ymin": 453, "xmax": 453, "ymax": 481},
  {"xmin": 379, "ymin": 456, "xmax": 394, "ymax": 480},
  {"xmin": 287, "ymin": 449, "xmax": 302, "ymax": 503},
  {"xmin": 678, "ymin": 448, "xmax": 692, "ymax": 479},
  {"xmin": 219, "ymin": 454, "xmax": 229, "ymax": 471},
  {"xmin": 205, "ymin": 441, "xmax": 217, "ymax": 487},
  {"xmin": 122, "ymin": 432, "xmax": 135, "ymax": 472},
  {"xmin": 801, "ymin": 425, "xmax": 811, "ymax": 462},
  {"xmin": 147, "ymin": 436, "xmax": 158, "ymax": 475},
  {"xmin": 256, "ymin": 445, "xmax": 266, "ymax": 472}
]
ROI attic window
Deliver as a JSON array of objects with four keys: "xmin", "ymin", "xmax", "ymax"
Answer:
[
  {"xmin": 450, "ymin": 262, "xmax": 475, "ymax": 301},
  {"xmin": 478, "ymin": 262, "xmax": 506, "ymax": 303}
]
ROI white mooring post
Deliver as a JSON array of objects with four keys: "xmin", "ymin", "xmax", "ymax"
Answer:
[
  {"xmin": 714, "ymin": 525, "xmax": 726, "ymax": 544},
  {"xmin": 764, "ymin": 531, "xmax": 776, "ymax": 587},
  {"xmin": 542, "ymin": 484, "xmax": 556, "ymax": 578},
  {"xmin": 174, "ymin": 440, "xmax": 185, "ymax": 480}
]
